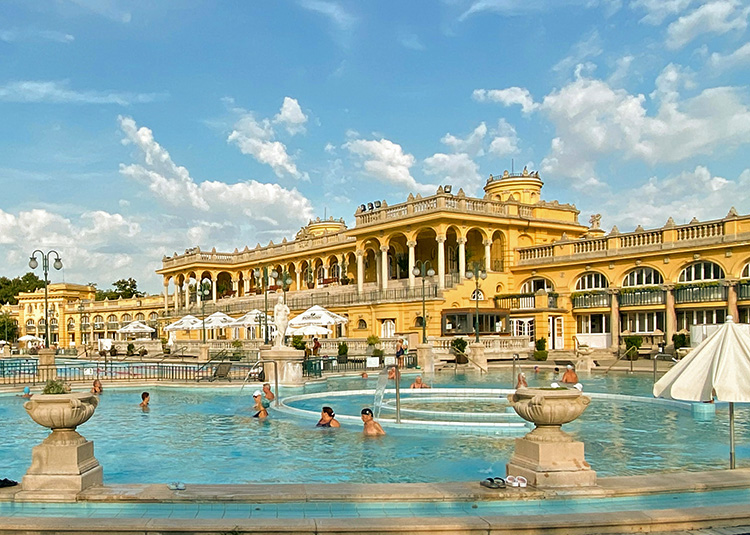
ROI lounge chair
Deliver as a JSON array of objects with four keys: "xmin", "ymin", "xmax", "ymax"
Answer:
[{"xmin": 198, "ymin": 362, "xmax": 232, "ymax": 382}]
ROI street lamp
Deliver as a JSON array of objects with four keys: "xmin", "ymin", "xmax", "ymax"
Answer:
[
  {"xmin": 412, "ymin": 261, "xmax": 436, "ymax": 343},
  {"xmin": 28, "ymin": 250, "xmax": 62, "ymax": 349},
  {"xmin": 253, "ymin": 267, "xmax": 278, "ymax": 344},
  {"xmin": 198, "ymin": 278, "xmax": 212, "ymax": 343},
  {"xmin": 465, "ymin": 262, "xmax": 487, "ymax": 343},
  {"xmin": 77, "ymin": 302, "xmax": 86, "ymax": 350}
]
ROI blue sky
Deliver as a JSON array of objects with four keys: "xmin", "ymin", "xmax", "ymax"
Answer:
[{"xmin": 2, "ymin": 0, "xmax": 750, "ymax": 293}]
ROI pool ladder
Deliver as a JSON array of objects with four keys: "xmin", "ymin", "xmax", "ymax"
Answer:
[{"xmin": 239, "ymin": 359, "xmax": 280, "ymax": 408}]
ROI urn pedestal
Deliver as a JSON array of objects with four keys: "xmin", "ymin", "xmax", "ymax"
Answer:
[
  {"xmin": 18, "ymin": 392, "xmax": 102, "ymax": 501},
  {"xmin": 506, "ymin": 388, "xmax": 596, "ymax": 488},
  {"xmin": 260, "ymin": 346, "xmax": 305, "ymax": 386}
]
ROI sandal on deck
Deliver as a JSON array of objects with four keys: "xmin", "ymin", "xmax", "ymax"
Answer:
[{"xmin": 480, "ymin": 477, "xmax": 500, "ymax": 489}]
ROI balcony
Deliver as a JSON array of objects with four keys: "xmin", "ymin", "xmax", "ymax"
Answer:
[
  {"xmin": 674, "ymin": 284, "xmax": 727, "ymax": 304},
  {"xmin": 619, "ymin": 288, "xmax": 665, "ymax": 307},
  {"xmin": 572, "ymin": 291, "xmax": 610, "ymax": 309},
  {"xmin": 738, "ymin": 283, "xmax": 750, "ymax": 301},
  {"xmin": 494, "ymin": 293, "xmax": 558, "ymax": 310},
  {"xmin": 80, "ymin": 323, "xmax": 91, "ymax": 331}
]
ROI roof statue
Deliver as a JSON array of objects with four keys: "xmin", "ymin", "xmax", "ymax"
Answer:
[{"xmin": 589, "ymin": 214, "xmax": 602, "ymax": 230}]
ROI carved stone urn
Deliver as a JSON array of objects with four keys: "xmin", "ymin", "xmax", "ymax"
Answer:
[
  {"xmin": 20, "ymin": 392, "xmax": 103, "ymax": 500},
  {"xmin": 506, "ymin": 388, "xmax": 596, "ymax": 488}
]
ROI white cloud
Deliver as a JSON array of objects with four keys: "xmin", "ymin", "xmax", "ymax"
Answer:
[
  {"xmin": 68, "ymin": 0, "xmax": 132, "ymax": 23},
  {"xmin": 473, "ymin": 87, "xmax": 539, "ymax": 114},
  {"xmin": 119, "ymin": 115, "xmax": 314, "ymax": 227},
  {"xmin": 399, "ymin": 32, "xmax": 426, "ymax": 51},
  {"xmin": 345, "ymin": 138, "xmax": 433, "ymax": 193},
  {"xmin": 298, "ymin": 0, "xmax": 356, "ymax": 29},
  {"xmin": 227, "ymin": 100, "xmax": 309, "ymax": 180},
  {"xmin": 631, "ymin": 0, "xmax": 696, "ymax": 24},
  {"xmin": 0, "ymin": 80, "xmax": 165, "ymax": 105},
  {"xmin": 488, "ymin": 119, "xmax": 520, "ymax": 157},
  {"xmin": 458, "ymin": 0, "xmax": 596, "ymax": 20},
  {"xmin": 423, "ymin": 153, "xmax": 480, "ymax": 194},
  {"xmin": 666, "ymin": 1, "xmax": 749, "ymax": 50},
  {"xmin": 708, "ymin": 42, "xmax": 750, "ymax": 71},
  {"xmin": 552, "ymin": 30, "xmax": 603, "ymax": 75},
  {"xmin": 608, "ymin": 55, "xmax": 635, "ymax": 85},
  {"xmin": 441, "ymin": 122, "xmax": 487, "ymax": 157},
  {"xmin": 0, "ymin": 29, "xmax": 74, "ymax": 43},
  {"xmin": 274, "ymin": 97, "xmax": 308, "ymax": 135}
]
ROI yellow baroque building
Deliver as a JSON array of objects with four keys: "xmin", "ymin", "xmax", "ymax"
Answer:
[{"xmin": 12, "ymin": 168, "xmax": 750, "ymax": 356}]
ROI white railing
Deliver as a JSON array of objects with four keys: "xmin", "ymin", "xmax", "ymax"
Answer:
[
  {"xmin": 677, "ymin": 223, "xmax": 723, "ymax": 241},
  {"xmin": 518, "ymin": 245, "xmax": 554, "ymax": 261},
  {"xmin": 574, "ymin": 238, "xmax": 607, "ymax": 254},
  {"xmin": 620, "ymin": 231, "xmax": 662, "ymax": 248}
]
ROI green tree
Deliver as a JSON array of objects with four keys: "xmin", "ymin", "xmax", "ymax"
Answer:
[
  {"xmin": 95, "ymin": 278, "xmax": 145, "ymax": 300},
  {"xmin": 0, "ymin": 272, "xmax": 45, "ymax": 304},
  {"xmin": 0, "ymin": 312, "xmax": 18, "ymax": 342}
]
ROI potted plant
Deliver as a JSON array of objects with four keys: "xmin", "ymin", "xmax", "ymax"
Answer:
[
  {"xmin": 533, "ymin": 337, "xmax": 548, "ymax": 361},
  {"xmin": 337, "ymin": 341, "xmax": 348, "ymax": 364},
  {"xmin": 623, "ymin": 335, "xmax": 643, "ymax": 360},
  {"xmin": 305, "ymin": 262, "xmax": 315, "ymax": 289},
  {"xmin": 366, "ymin": 335, "xmax": 380, "ymax": 357},
  {"xmin": 109, "ymin": 347, "xmax": 118, "ymax": 357},
  {"xmin": 372, "ymin": 347, "xmax": 384, "ymax": 364},
  {"xmin": 230, "ymin": 339, "xmax": 243, "ymax": 361},
  {"xmin": 139, "ymin": 348, "xmax": 148, "ymax": 357},
  {"xmin": 126, "ymin": 343, "xmax": 135, "ymax": 356},
  {"xmin": 450, "ymin": 337, "xmax": 468, "ymax": 364},
  {"xmin": 292, "ymin": 335, "xmax": 307, "ymax": 352},
  {"xmin": 340, "ymin": 261, "xmax": 350, "ymax": 285},
  {"xmin": 672, "ymin": 333, "xmax": 689, "ymax": 351}
]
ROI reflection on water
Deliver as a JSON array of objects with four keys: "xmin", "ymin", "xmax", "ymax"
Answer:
[{"xmin": 1, "ymin": 368, "xmax": 747, "ymax": 484}]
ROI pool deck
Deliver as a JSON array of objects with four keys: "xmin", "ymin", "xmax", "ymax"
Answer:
[{"xmin": 1, "ymin": 469, "xmax": 750, "ymax": 534}]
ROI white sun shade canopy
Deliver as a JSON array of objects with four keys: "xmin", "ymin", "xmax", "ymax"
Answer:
[
  {"xmin": 116, "ymin": 320, "xmax": 155, "ymax": 334},
  {"xmin": 288, "ymin": 305, "xmax": 348, "ymax": 327}
]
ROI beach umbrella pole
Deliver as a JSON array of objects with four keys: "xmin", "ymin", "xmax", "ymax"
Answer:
[{"xmin": 730, "ymin": 402, "xmax": 736, "ymax": 469}]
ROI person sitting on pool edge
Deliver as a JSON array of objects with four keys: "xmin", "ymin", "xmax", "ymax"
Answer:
[
  {"xmin": 91, "ymin": 379, "xmax": 103, "ymax": 394},
  {"xmin": 410, "ymin": 376, "xmax": 430, "ymax": 389},
  {"xmin": 252, "ymin": 390, "xmax": 268, "ymax": 419},
  {"xmin": 561, "ymin": 365, "xmax": 579, "ymax": 384},
  {"xmin": 140, "ymin": 392, "xmax": 150, "ymax": 409},
  {"xmin": 317, "ymin": 406, "xmax": 340, "ymax": 427},
  {"xmin": 360, "ymin": 408, "xmax": 385, "ymax": 436}
]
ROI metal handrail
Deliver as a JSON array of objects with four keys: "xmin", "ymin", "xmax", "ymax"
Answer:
[{"xmin": 605, "ymin": 346, "xmax": 637, "ymax": 374}]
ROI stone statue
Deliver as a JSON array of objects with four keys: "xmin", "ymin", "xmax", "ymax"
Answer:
[
  {"xmin": 589, "ymin": 214, "xmax": 602, "ymax": 229},
  {"xmin": 273, "ymin": 295, "xmax": 290, "ymax": 348}
]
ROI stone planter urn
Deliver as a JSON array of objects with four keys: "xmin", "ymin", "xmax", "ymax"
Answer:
[
  {"xmin": 20, "ymin": 392, "xmax": 103, "ymax": 500},
  {"xmin": 506, "ymin": 388, "xmax": 596, "ymax": 488}
]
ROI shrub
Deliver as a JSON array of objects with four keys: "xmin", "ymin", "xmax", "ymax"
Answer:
[
  {"xmin": 533, "ymin": 349, "xmax": 549, "ymax": 361},
  {"xmin": 535, "ymin": 337, "xmax": 547, "ymax": 351},
  {"xmin": 366, "ymin": 335, "xmax": 380, "ymax": 346},
  {"xmin": 43, "ymin": 379, "xmax": 68, "ymax": 394},
  {"xmin": 109, "ymin": 347, "xmax": 118, "ymax": 357},
  {"xmin": 372, "ymin": 348, "xmax": 384, "ymax": 358},
  {"xmin": 126, "ymin": 343, "xmax": 135, "ymax": 356},
  {"xmin": 338, "ymin": 342, "xmax": 348, "ymax": 356},
  {"xmin": 291, "ymin": 335, "xmax": 307, "ymax": 351},
  {"xmin": 139, "ymin": 348, "xmax": 148, "ymax": 357},
  {"xmin": 450, "ymin": 337, "xmax": 468, "ymax": 355},
  {"xmin": 672, "ymin": 333, "xmax": 689, "ymax": 350},
  {"xmin": 28, "ymin": 347, "xmax": 38, "ymax": 355},
  {"xmin": 623, "ymin": 335, "xmax": 643, "ymax": 360}
]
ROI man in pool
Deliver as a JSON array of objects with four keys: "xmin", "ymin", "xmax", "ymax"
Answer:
[
  {"xmin": 140, "ymin": 392, "xmax": 150, "ymax": 409},
  {"xmin": 261, "ymin": 383, "xmax": 275, "ymax": 408},
  {"xmin": 562, "ymin": 365, "xmax": 579, "ymax": 384},
  {"xmin": 410, "ymin": 376, "xmax": 430, "ymax": 389},
  {"xmin": 360, "ymin": 408, "xmax": 385, "ymax": 436},
  {"xmin": 18, "ymin": 386, "xmax": 32, "ymax": 398}
]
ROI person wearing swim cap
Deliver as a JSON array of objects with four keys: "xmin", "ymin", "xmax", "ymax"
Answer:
[
  {"xmin": 360, "ymin": 408, "xmax": 385, "ymax": 436},
  {"xmin": 561, "ymin": 364, "xmax": 579, "ymax": 384},
  {"xmin": 19, "ymin": 386, "xmax": 32, "ymax": 399},
  {"xmin": 252, "ymin": 390, "xmax": 268, "ymax": 418}
]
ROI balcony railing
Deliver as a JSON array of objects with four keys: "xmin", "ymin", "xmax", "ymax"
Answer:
[
  {"xmin": 495, "ymin": 294, "xmax": 537, "ymax": 310},
  {"xmin": 674, "ymin": 284, "xmax": 727, "ymax": 304},
  {"xmin": 572, "ymin": 292, "xmax": 610, "ymax": 309},
  {"xmin": 738, "ymin": 283, "xmax": 750, "ymax": 301},
  {"xmin": 618, "ymin": 288, "xmax": 665, "ymax": 307}
]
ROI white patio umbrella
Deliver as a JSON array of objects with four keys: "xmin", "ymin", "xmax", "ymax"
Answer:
[
  {"xmin": 654, "ymin": 315, "xmax": 750, "ymax": 468},
  {"xmin": 18, "ymin": 334, "xmax": 43, "ymax": 342},
  {"xmin": 289, "ymin": 325, "xmax": 332, "ymax": 337},
  {"xmin": 228, "ymin": 309, "xmax": 270, "ymax": 327},
  {"xmin": 164, "ymin": 315, "xmax": 201, "ymax": 332},
  {"xmin": 117, "ymin": 320, "xmax": 155, "ymax": 334},
  {"xmin": 288, "ymin": 305, "xmax": 348, "ymax": 327},
  {"xmin": 201, "ymin": 312, "xmax": 236, "ymax": 329}
]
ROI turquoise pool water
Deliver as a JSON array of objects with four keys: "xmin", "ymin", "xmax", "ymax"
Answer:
[
  {"xmin": 1, "ymin": 488, "xmax": 750, "ymax": 519},
  {"xmin": 1, "ymin": 369, "xmax": 747, "ymax": 485}
]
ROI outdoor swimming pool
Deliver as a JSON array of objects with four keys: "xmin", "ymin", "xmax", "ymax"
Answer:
[{"xmin": 1, "ymin": 369, "xmax": 747, "ymax": 485}]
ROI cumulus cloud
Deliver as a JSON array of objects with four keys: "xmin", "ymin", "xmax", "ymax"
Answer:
[
  {"xmin": 441, "ymin": 123, "xmax": 487, "ymax": 157},
  {"xmin": 423, "ymin": 153, "xmax": 480, "ymax": 194},
  {"xmin": 0, "ymin": 80, "xmax": 165, "ymax": 105},
  {"xmin": 119, "ymin": 115, "xmax": 314, "ymax": 229},
  {"xmin": 473, "ymin": 87, "xmax": 539, "ymax": 114},
  {"xmin": 227, "ymin": 98, "xmax": 309, "ymax": 179},
  {"xmin": 274, "ymin": 97, "xmax": 308, "ymax": 135},
  {"xmin": 666, "ymin": 1, "xmax": 749, "ymax": 49},
  {"xmin": 345, "ymin": 138, "xmax": 433, "ymax": 193},
  {"xmin": 708, "ymin": 42, "xmax": 750, "ymax": 71},
  {"xmin": 488, "ymin": 119, "xmax": 520, "ymax": 157}
]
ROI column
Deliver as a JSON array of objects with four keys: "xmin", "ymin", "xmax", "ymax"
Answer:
[
  {"xmin": 407, "ymin": 240, "xmax": 416, "ymax": 288},
  {"xmin": 357, "ymin": 250, "xmax": 364, "ymax": 293},
  {"xmin": 296, "ymin": 270, "xmax": 301, "ymax": 291},
  {"xmin": 484, "ymin": 240, "xmax": 491, "ymax": 272},
  {"xmin": 380, "ymin": 245, "xmax": 389, "ymax": 290},
  {"xmin": 375, "ymin": 252, "xmax": 382, "ymax": 288},
  {"xmin": 163, "ymin": 283, "xmax": 169, "ymax": 312},
  {"xmin": 182, "ymin": 282, "xmax": 189, "ymax": 310},
  {"xmin": 458, "ymin": 238, "xmax": 466, "ymax": 281},
  {"xmin": 436, "ymin": 236, "xmax": 446, "ymax": 290},
  {"xmin": 609, "ymin": 289, "xmax": 620, "ymax": 352},
  {"xmin": 727, "ymin": 280, "xmax": 739, "ymax": 320},
  {"xmin": 172, "ymin": 280, "xmax": 178, "ymax": 311},
  {"xmin": 244, "ymin": 276, "xmax": 250, "ymax": 295},
  {"xmin": 665, "ymin": 284, "xmax": 677, "ymax": 342},
  {"xmin": 212, "ymin": 277, "xmax": 217, "ymax": 303},
  {"xmin": 232, "ymin": 277, "xmax": 239, "ymax": 296},
  {"xmin": 196, "ymin": 283, "xmax": 202, "ymax": 305}
]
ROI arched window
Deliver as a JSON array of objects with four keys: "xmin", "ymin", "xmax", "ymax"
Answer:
[
  {"xmin": 121, "ymin": 313, "xmax": 132, "ymax": 322},
  {"xmin": 357, "ymin": 319, "xmax": 367, "ymax": 330},
  {"xmin": 317, "ymin": 266, "xmax": 325, "ymax": 279},
  {"xmin": 50, "ymin": 318, "xmax": 58, "ymax": 329},
  {"xmin": 37, "ymin": 319, "xmax": 45, "ymax": 328},
  {"xmin": 330, "ymin": 264, "xmax": 341, "ymax": 279},
  {"xmin": 471, "ymin": 289, "xmax": 485, "ymax": 301},
  {"xmin": 520, "ymin": 277, "xmax": 553, "ymax": 293},
  {"xmin": 149, "ymin": 312, "xmax": 158, "ymax": 321},
  {"xmin": 741, "ymin": 263, "xmax": 750, "ymax": 278},
  {"xmin": 679, "ymin": 261, "xmax": 725, "ymax": 282},
  {"xmin": 623, "ymin": 267, "xmax": 664, "ymax": 287},
  {"xmin": 26, "ymin": 319, "xmax": 35, "ymax": 329},
  {"xmin": 575, "ymin": 273, "xmax": 608, "ymax": 290},
  {"xmin": 107, "ymin": 314, "xmax": 117, "ymax": 323},
  {"xmin": 136, "ymin": 313, "xmax": 145, "ymax": 321},
  {"xmin": 93, "ymin": 315, "xmax": 104, "ymax": 328},
  {"xmin": 67, "ymin": 318, "xmax": 75, "ymax": 330},
  {"xmin": 415, "ymin": 316, "xmax": 425, "ymax": 327}
]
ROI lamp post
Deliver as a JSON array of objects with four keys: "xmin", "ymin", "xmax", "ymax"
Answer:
[
  {"xmin": 254, "ymin": 267, "xmax": 278, "ymax": 344},
  {"xmin": 77, "ymin": 302, "xmax": 86, "ymax": 350},
  {"xmin": 465, "ymin": 262, "xmax": 487, "ymax": 343},
  {"xmin": 412, "ymin": 261, "xmax": 435, "ymax": 343},
  {"xmin": 198, "ymin": 278, "xmax": 212, "ymax": 343},
  {"xmin": 28, "ymin": 250, "xmax": 62, "ymax": 349}
]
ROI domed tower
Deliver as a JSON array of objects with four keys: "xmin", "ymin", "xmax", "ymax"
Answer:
[
  {"xmin": 295, "ymin": 217, "xmax": 348, "ymax": 239},
  {"xmin": 483, "ymin": 167, "xmax": 543, "ymax": 204}
]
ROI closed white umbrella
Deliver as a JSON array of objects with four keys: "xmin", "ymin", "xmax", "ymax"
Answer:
[
  {"xmin": 654, "ymin": 315, "xmax": 750, "ymax": 468},
  {"xmin": 289, "ymin": 325, "xmax": 332, "ymax": 337},
  {"xmin": 288, "ymin": 305, "xmax": 348, "ymax": 327},
  {"xmin": 228, "ymin": 309, "xmax": 270, "ymax": 327},
  {"xmin": 117, "ymin": 320, "xmax": 155, "ymax": 334}
]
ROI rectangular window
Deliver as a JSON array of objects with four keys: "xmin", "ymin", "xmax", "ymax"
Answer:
[{"xmin": 619, "ymin": 312, "xmax": 664, "ymax": 333}]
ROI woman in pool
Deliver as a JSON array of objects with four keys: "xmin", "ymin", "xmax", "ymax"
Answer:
[
  {"xmin": 316, "ymin": 406, "xmax": 340, "ymax": 428},
  {"xmin": 516, "ymin": 372, "xmax": 528, "ymax": 389},
  {"xmin": 91, "ymin": 379, "xmax": 103, "ymax": 394},
  {"xmin": 252, "ymin": 390, "xmax": 268, "ymax": 419}
]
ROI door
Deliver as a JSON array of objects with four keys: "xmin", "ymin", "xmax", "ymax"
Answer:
[
  {"xmin": 381, "ymin": 319, "xmax": 395, "ymax": 338},
  {"xmin": 548, "ymin": 316, "xmax": 564, "ymax": 349},
  {"xmin": 511, "ymin": 318, "xmax": 535, "ymax": 348}
]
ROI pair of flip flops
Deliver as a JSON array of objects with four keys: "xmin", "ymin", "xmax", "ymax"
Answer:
[
  {"xmin": 480, "ymin": 477, "xmax": 506, "ymax": 489},
  {"xmin": 167, "ymin": 482, "xmax": 186, "ymax": 491},
  {"xmin": 505, "ymin": 475, "xmax": 528, "ymax": 488}
]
